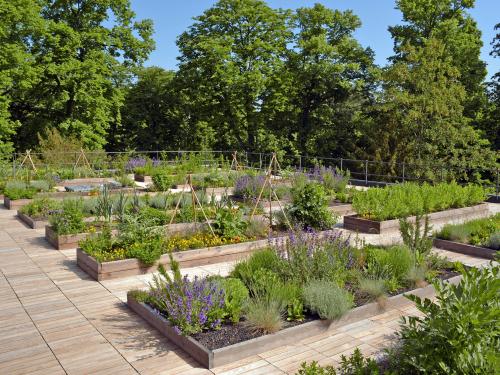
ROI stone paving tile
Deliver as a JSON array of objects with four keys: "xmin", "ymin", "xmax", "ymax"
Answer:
[{"xmin": 0, "ymin": 204, "xmax": 495, "ymax": 374}]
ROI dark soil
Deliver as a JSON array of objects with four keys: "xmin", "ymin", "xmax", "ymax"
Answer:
[{"xmin": 191, "ymin": 314, "xmax": 317, "ymax": 350}]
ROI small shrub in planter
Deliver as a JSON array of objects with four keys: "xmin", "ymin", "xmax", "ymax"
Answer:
[
  {"xmin": 287, "ymin": 181, "xmax": 336, "ymax": 230},
  {"xmin": 303, "ymin": 280, "xmax": 353, "ymax": 320},
  {"xmin": 49, "ymin": 199, "xmax": 86, "ymax": 235},
  {"xmin": 4, "ymin": 180, "xmax": 38, "ymax": 200},
  {"xmin": 151, "ymin": 170, "xmax": 176, "ymax": 191}
]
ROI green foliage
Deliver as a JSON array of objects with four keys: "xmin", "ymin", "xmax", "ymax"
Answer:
[
  {"xmin": 436, "ymin": 214, "xmax": 500, "ymax": 248},
  {"xmin": 358, "ymin": 277, "xmax": 387, "ymax": 301},
  {"xmin": 212, "ymin": 207, "xmax": 248, "ymax": 239},
  {"xmin": 395, "ymin": 264, "xmax": 500, "ymax": 374},
  {"xmin": 287, "ymin": 298, "xmax": 305, "ymax": 322},
  {"xmin": 151, "ymin": 170, "xmax": 175, "ymax": 191},
  {"xmin": 5, "ymin": 0, "xmax": 154, "ymax": 150},
  {"xmin": 19, "ymin": 198, "xmax": 61, "ymax": 219},
  {"xmin": 49, "ymin": 199, "xmax": 86, "ymax": 235},
  {"xmin": 217, "ymin": 278, "xmax": 249, "ymax": 324},
  {"xmin": 399, "ymin": 214, "xmax": 433, "ymax": 262},
  {"xmin": 352, "ymin": 182, "xmax": 487, "ymax": 221},
  {"xmin": 4, "ymin": 180, "xmax": 37, "ymax": 199},
  {"xmin": 303, "ymin": 280, "xmax": 353, "ymax": 320},
  {"xmin": 364, "ymin": 245, "xmax": 414, "ymax": 291},
  {"xmin": 230, "ymin": 249, "xmax": 281, "ymax": 288},
  {"xmin": 288, "ymin": 181, "xmax": 336, "ymax": 230}
]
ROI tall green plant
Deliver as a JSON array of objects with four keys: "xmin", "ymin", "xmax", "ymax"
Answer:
[{"xmin": 395, "ymin": 264, "xmax": 500, "ymax": 374}]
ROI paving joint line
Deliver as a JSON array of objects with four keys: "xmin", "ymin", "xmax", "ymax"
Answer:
[
  {"xmin": 0, "ymin": 266, "xmax": 68, "ymax": 375},
  {"xmin": 8, "ymin": 226, "xmax": 141, "ymax": 374}
]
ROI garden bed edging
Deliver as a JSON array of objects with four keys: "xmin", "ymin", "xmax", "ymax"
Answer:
[{"xmin": 433, "ymin": 238, "xmax": 496, "ymax": 260}]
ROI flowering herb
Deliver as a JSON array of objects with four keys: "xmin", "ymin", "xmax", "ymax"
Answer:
[
  {"xmin": 125, "ymin": 157, "xmax": 147, "ymax": 172},
  {"xmin": 148, "ymin": 258, "xmax": 225, "ymax": 335}
]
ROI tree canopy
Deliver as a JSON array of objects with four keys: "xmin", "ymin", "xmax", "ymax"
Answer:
[{"xmin": 0, "ymin": 0, "xmax": 497, "ymax": 177}]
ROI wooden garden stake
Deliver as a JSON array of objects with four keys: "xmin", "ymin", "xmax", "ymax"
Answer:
[
  {"xmin": 250, "ymin": 152, "xmax": 292, "ymax": 230},
  {"xmin": 168, "ymin": 174, "xmax": 215, "ymax": 236},
  {"xmin": 17, "ymin": 149, "xmax": 37, "ymax": 174},
  {"xmin": 230, "ymin": 151, "xmax": 240, "ymax": 171},
  {"xmin": 74, "ymin": 148, "xmax": 92, "ymax": 170}
]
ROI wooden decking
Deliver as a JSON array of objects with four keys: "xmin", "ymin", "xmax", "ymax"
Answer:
[{"xmin": 0, "ymin": 205, "xmax": 493, "ymax": 375}]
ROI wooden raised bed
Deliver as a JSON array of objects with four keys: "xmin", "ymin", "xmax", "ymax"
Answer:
[
  {"xmin": 45, "ymin": 225, "xmax": 109, "ymax": 250},
  {"xmin": 433, "ymin": 238, "xmax": 496, "ymax": 260},
  {"xmin": 127, "ymin": 274, "xmax": 462, "ymax": 369},
  {"xmin": 77, "ymin": 238, "xmax": 270, "ymax": 281},
  {"xmin": 17, "ymin": 212, "xmax": 48, "ymax": 229},
  {"xmin": 57, "ymin": 177, "xmax": 117, "ymax": 187},
  {"xmin": 134, "ymin": 174, "xmax": 152, "ymax": 184},
  {"xmin": 343, "ymin": 203, "xmax": 490, "ymax": 234},
  {"xmin": 4, "ymin": 197, "xmax": 33, "ymax": 210}
]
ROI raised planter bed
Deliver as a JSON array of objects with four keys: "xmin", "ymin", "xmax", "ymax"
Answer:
[
  {"xmin": 45, "ymin": 225, "xmax": 115, "ymax": 250},
  {"xmin": 433, "ymin": 238, "xmax": 496, "ymax": 260},
  {"xmin": 134, "ymin": 174, "xmax": 152, "ymax": 184},
  {"xmin": 77, "ymin": 238, "xmax": 270, "ymax": 280},
  {"xmin": 127, "ymin": 274, "xmax": 462, "ymax": 369},
  {"xmin": 343, "ymin": 203, "xmax": 490, "ymax": 234},
  {"xmin": 17, "ymin": 212, "xmax": 48, "ymax": 229},
  {"xmin": 4, "ymin": 197, "xmax": 33, "ymax": 210}
]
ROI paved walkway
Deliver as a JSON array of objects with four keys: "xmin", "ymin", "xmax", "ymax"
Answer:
[{"xmin": 0, "ymin": 206, "xmax": 493, "ymax": 375}]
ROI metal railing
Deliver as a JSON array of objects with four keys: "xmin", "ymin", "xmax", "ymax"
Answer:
[{"xmin": 5, "ymin": 149, "xmax": 499, "ymax": 197}]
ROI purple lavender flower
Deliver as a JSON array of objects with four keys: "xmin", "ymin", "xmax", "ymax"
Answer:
[{"xmin": 125, "ymin": 157, "xmax": 147, "ymax": 172}]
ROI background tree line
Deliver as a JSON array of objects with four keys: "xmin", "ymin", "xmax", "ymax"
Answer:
[{"xmin": 1, "ymin": 0, "xmax": 498, "ymax": 176}]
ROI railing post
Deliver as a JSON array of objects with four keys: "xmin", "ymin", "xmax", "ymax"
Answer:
[
  {"xmin": 299, "ymin": 155, "xmax": 302, "ymax": 171},
  {"xmin": 340, "ymin": 158, "xmax": 343, "ymax": 172},
  {"xmin": 402, "ymin": 162, "xmax": 405, "ymax": 182},
  {"xmin": 365, "ymin": 160, "xmax": 368, "ymax": 185},
  {"xmin": 496, "ymin": 168, "xmax": 499, "ymax": 198}
]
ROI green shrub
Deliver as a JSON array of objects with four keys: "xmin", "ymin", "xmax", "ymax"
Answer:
[
  {"xmin": 19, "ymin": 198, "xmax": 61, "ymax": 219},
  {"xmin": 244, "ymin": 218, "xmax": 269, "ymax": 238},
  {"xmin": 487, "ymin": 232, "xmax": 500, "ymax": 250},
  {"xmin": 49, "ymin": 199, "xmax": 86, "ymax": 235},
  {"xmin": 287, "ymin": 181, "xmax": 336, "ymax": 229},
  {"xmin": 365, "ymin": 245, "xmax": 414, "ymax": 288},
  {"xmin": 395, "ymin": 264, "xmax": 500, "ymax": 374},
  {"xmin": 212, "ymin": 207, "xmax": 248, "ymax": 239},
  {"xmin": 217, "ymin": 278, "xmax": 249, "ymax": 324},
  {"xmin": 399, "ymin": 214, "xmax": 432, "ymax": 259},
  {"xmin": 352, "ymin": 182, "xmax": 487, "ymax": 221},
  {"xmin": 230, "ymin": 249, "xmax": 281, "ymax": 288},
  {"xmin": 117, "ymin": 174, "xmax": 135, "ymax": 187},
  {"xmin": 152, "ymin": 170, "xmax": 175, "ymax": 191},
  {"xmin": 303, "ymin": 280, "xmax": 353, "ymax": 320}
]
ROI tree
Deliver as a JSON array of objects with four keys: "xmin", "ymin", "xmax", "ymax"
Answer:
[
  {"xmin": 278, "ymin": 4, "xmax": 377, "ymax": 157},
  {"xmin": 176, "ymin": 0, "xmax": 290, "ymax": 151},
  {"xmin": 8, "ymin": 0, "xmax": 154, "ymax": 150},
  {"xmin": 368, "ymin": 38, "xmax": 495, "ymax": 180},
  {"xmin": 0, "ymin": 0, "xmax": 43, "ymax": 157},
  {"xmin": 481, "ymin": 23, "xmax": 500, "ymax": 149},
  {"xmin": 119, "ymin": 67, "xmax": 189, "ymax": 151},
  {"xmin": 389, "ymin": 0, "xmax": 487, "ymax": 120}
]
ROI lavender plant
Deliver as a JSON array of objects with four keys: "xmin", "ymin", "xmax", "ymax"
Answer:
[
  {"xmin": 149, "ymin": 258, "xmax": 225, "ymax": 335},
  {"xmin": 125, "ymin": 157, "xmax": 147, "ymax": 172},
  {"xmin": 272, "ymin": 229, "xmax": 354, "ymax": 285},
  {"xmin": 234, "ymin": 174, "xmax": 266, "ymax": 199},
  {"xmin": 309, "ymin": 166, "xmax": 350, "ymax": 194}
]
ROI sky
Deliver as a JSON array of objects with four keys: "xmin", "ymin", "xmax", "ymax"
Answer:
[{"xmin": 130, "ymin": 0, "xmax": 500, "ymax": 79}]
